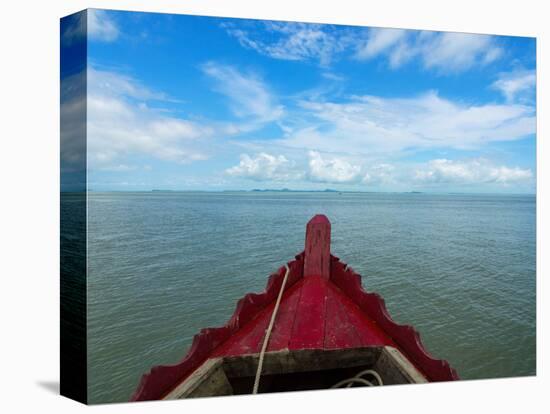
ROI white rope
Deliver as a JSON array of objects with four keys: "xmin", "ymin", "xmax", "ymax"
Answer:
[
  {"xmin": 331, "ymin": 378, "xmax": 374, "ymax": 388},
  {"xmin": 331, "ymin": 369, "xmax": 384, "ymax": 389},
  {"xmin": 252, "ymin": 264, "xmax": 291, "ymax": 394},
  {"xmin": 352, "ymin": 369, "xmax": 384, "ymax": 386}
]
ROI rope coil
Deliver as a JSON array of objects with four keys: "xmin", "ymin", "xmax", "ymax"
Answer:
[{"xmin": 331, "ymin": 369, "xmax": 384, "ymax": 388}]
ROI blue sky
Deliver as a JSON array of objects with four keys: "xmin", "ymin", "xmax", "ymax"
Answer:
[{"xmin": 62, "ymin": 9, "xmax": 536, "ymax": 193}]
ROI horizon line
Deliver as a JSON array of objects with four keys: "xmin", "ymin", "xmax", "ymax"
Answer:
[{"xmin": 62, "ymin": 189, "xmax": 537, "ymax": 196}]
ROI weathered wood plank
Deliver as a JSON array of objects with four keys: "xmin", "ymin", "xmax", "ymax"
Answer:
[
  {"xmin": 222, "ymin": 348, "xmax": 382, "ymax": 378},
  {"xmin": 330, "ymin": 283, "xmax": 394, "ymax": 348},
  {"xmin": 266, "ymin": 280, "xmax": 304, "ymax": 351},
  {"xmin": 163, "ymin": 358, "xmax": 233, "ymax": 399},
  {"xmin": 374, "ymin": 347, "xmax": 428, "ymax": 385},
  {"xmin": 323, "ymin": 285, "xmax": 363, "ymax": 349},
  {"xmin": 289, "ymin": 276, "xmax": 328, "ymax": 349}
]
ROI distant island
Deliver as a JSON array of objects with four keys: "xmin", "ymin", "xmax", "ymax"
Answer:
[{"xmin": 251, "ymin": 188, "xmax": 340, "ymax": 193}]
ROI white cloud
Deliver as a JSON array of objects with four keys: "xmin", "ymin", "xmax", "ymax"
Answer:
[
  {"xmin": 88, "ymin": 9, "xmax": 119, "ymax": 42},
  {"xmin": 85, "ymin": 64, "xmax": 303, "ymax": 172},
  {"xmin": 61, "ymin": 12, "xmax": 86, "ymax": 46},
  {"xmin": 280, "ymin": 91, "xmax": 535, "ymax": 155},
  {"xmin": 225, "ymin": 153, "xmax": 302, "ymax": 181},
  {"xmin": 362, "ymin": 163, "xmax": 396, "ymax": 186},
  {"xmin": 202, "ymin": 62, "xmax": 284, "ymax": 124},
  {"xmin": 355, "ymin": 28, "xmax": 407, "ymax": 60},
  {"xmin": 356, "ymin": 29, "xmax": 503, "ymax": 72},
  {"xmin": 226, "ymin": 22, "xmax": 504, "ymax": 73},
  {"xmin": 492, "ymin": 69, "xmax": 536, "ymax": 103},
  {"xmin": 414, "ymin": 158, "xmax": 533, "ymax": 185},
  {"xmin": 86, "ymin": 67, "xmax": 215, "ymax": 169},
  {"xmin": 224, "ymin": 21, "xmax": 351, "ymax": 66},
  {"xmin": 321, "ymin": 72, "xmax": 346, "ymax": 81},
  {"xmin": 421, "ymin": 32, "xmax": 502, "ymax": 71},
  {"xmin": 225, "ymin": 151, "xmax": 363, "ymax": 184},
  {"xmin": 60, "ymin": 71, "xmax": 86, "ymax": 167},
  {"xmin": 223, "ymin": 150, "xmax": 533, "ymax": 190},
  {"xmin": 308, "ymin": 151, "xmax": 361, "ymax": 183},
  {"xmin": 97, "ymin": 164, "xmax": 137, "ymax": 172},
  {"xmin": 87, "ymin": 68, "xmax": 167, "ymax": 101}
]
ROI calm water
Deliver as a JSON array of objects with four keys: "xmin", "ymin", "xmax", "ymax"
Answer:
[{"xmin": 86, "ymin": 192, "xmax": 536, "ymax": 403}]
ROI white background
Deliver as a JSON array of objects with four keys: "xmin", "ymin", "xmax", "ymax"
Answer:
[{"xmin": 0, "ymin": 0, "xmax": 547, "ymax": 412}]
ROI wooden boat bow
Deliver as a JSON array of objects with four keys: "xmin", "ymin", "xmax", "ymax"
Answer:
[{"xmin": 131, "ymin": 214, "xmax": 458, "ymax": 401}]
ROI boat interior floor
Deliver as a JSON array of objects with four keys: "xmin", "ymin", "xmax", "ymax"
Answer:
[{"xmin": 163, "ymin": 346, "xmax": 427, "ymax": 399}]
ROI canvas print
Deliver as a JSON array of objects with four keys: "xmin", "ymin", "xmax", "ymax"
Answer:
[{"xmin": 60, "ymin": 9, "xmax": 536, "ymax": 405}]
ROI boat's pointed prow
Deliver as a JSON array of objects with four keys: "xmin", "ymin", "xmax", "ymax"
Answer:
[
  {"xmin": 304, "ymin": 214, "xmax": 331, "ymax": 279},
  {"xmin": 131, "ymin": 214, "xmax": 459, "ymax": 401}
]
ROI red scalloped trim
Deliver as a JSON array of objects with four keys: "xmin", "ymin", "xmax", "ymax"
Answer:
[
  {"xmin": 329, "ymin": 255, "xmax": 459, "ymax": 381},
  {"xmin": 130, "ymin": 253, "xmax": 305, "ymax": 401},
  {"xmin": 131, "ymin": 250, "xmax": 458, "ymax": 401}
]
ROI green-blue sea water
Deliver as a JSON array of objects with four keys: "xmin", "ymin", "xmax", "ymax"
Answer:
[{"xmin": 84, "ymin": 192, "xmax": 536, "ymax": 403}]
